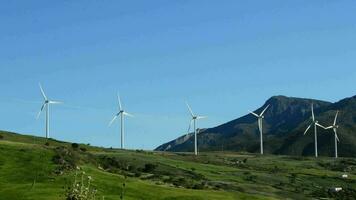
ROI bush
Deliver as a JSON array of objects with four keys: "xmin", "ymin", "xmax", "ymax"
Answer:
[
  {"xmin": 80, "ymin": 147, "xmax": 87, "ymax": 152},
  {"xmin": 71, "ymin": 143, "xmax": 79, "ymax": 149},
  {"xmin": 53, "ymin": 146, "xmax": 78, "ymax": 172},
  {"xmin": 99, "ymin": 156, "xmax": 128, "ymax": 171},
  {"xmin": 192, "ymin": 182, "xmax": 205, "ymax": 190},
  {"xmin": 0, "ymin": 135, "xmax": 4, "ymax": 140},
  {"xmin": 45, "ymin": 142, "xmax": 50, "ymax": 146},
  {"xmin": 143, "ymin": 163, "xmax": 157, "ymax": 173}
]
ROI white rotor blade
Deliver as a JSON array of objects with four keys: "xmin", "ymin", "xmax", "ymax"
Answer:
[
  {"xmin": 117, "ymin": 93, "xmax": 122, "ymax": 111},
  {"xmin": 248, "ymin": 110, "xmax": 259, "ymax": 118},
  {"xmin": 333, "ymin": 111, "xmax": 339, "ymax": 126},
  {"xmin": 36, "ymin": 103, "xmax": 46, "ymax": 119},
  {"xmin": 260, "ymin": 104, "xmax": 270, "ymax": 116},
  {"xmin": 187, "ymin": 119, "xmax": 193, "ymax": 135},
  {"xmin": 186, "ymin": 102, "xmax": 194, "ymax": 117},
  {"xmin": 335, "ymin": 133, "xmax": 340, "ymax": 142},
  {"xmin": 197, "ymin": 116, "xmax": 207, "ymax": 120},
  {"xmin": 311, "ymin": 104, "xmax": 315, "ymax": 121},
  {"xmin": 315, "ymin": 123, "xmax": 326, "ymax": 129},
  {"xmin": 304, "ymin": 123, "xmax": 312, "ymax": 135},
  {"xmin": 108, "ymin": 114, "xmax": 119, "ymax": 126},
  {"xmin": 334, "ymin": 129, "xmax": 340, "ymax": 142},
  {"xmin": 258, "ymin": 119, "xmax": 262, "ymax": 133},
  {"xmin": 39, "ymin": 83, "xmax": 47, "ymax": 100},
  {"xmin": 325, "ymin": 126, "xmax": 333, "ymax": 129},
  {"xmin": 123, "ymin": 112, "xmax": 134, "ymax": 117},
  {"xmin": 49, "ymin": 100, "xmax": 63, "ymax": 104}
]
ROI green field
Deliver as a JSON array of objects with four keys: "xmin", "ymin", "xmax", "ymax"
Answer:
[{"xmin": 0, "ymin": 131, "xmax": 355, "ymax": 200}]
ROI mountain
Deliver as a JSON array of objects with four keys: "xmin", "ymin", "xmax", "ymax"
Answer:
[{"xmin": 155, "ymin": 95, "xmax": 356, "ymax": 157}]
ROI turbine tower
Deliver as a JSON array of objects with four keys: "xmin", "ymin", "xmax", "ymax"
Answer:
[
  {"xmin": 303, "ymin": 103, "xmax": 325, "ymax": 158},
  {"xmin": 186, "ymin": 102, "xmax": 207, "ymax": 156},
  {"xmin": 325, "ymin": 111, "xmax": 340, "ymax": 158},
  {"xmin": 249, "ymin": 105, "xmax": 270, "ymax": 155},
  {"xmin": 37, "ymin": 83, "xmax": 62, "ymax": 139},
  {"xmin": 109, "ymin": 93, "xmax": 133, "ymax": 149}
]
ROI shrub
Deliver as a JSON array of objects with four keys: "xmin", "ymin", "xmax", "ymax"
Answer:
[
  {"xmin": 80, "ymin": 147, "xmax": 87, "ymax": 152},
  {"xmin": 0, "ymin": 135, "xmax": 4, "ymax": 140},
  {"xmin": 143, "ymin": 163, "xmax": 157, "ymax": 173},
  {"xmin": 72, "ymin": 143, "xmax": 79, "ymax": 149},
  {"xmin": 192, "ymin": 182, "xmax": 205, "ymax": 190},
  {"xmin": 65, "ymin": 167, "xmax": 98, "ymax": 200},
  {"xmin": 53, "ymin": 146, "xmax": 78, "ymax": 172}
]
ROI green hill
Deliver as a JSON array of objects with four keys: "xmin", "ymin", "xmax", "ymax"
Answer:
[{"xmin": 1, "ymin": 131, "xmax": 356, "ymax": 199}]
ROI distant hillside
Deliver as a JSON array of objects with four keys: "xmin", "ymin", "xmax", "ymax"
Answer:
[{"xmin": 155, "ymin": 95, "xmax": 356, "ymax": 157}]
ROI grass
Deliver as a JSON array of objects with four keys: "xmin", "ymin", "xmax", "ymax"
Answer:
[{"xmin": 0, "ymin": 130, "xmax": 356, "ymax": 199}]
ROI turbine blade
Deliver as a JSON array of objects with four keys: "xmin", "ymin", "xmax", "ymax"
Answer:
[
  {"xmin": 197, "ymin": 116, "xmax": 207, "ymax": 120},
  {"xmin": 187, "ymin": 119, "xmax": 193, "ymax": 135},
  {"xmin": 258, "ymin": 119, "xmax": 262, "ymax": 133},
  {"xmin": 311, "ymin": 104, "xmax": 315, "ymax": 121},
  {"xmin": 186, "ymin": 102, "xmax": 194, "ymax": 117},
  {"xmin": 325, "ymin": 126, "xmax": 333, "ymax": 129},
  {"xmin": 108, "ymin": 115, "xmax": 118, "ymax": 126},
  {"xmin": 315, "ymin": 123, "xmax": 326, "ymax": 129},
  {"xmin": 334, "ymin": 110, "xmax": 339, "ymax": 126},
  {"xmin": 260, "ymin": 104, "xmax": 270, "ymax": 116},
  {"xmin": 36, "ymin": 103, "xmax": 46, "ymax": 119},
  {"xmin": 248, "ymin": 110, "xmax": 259, "ymax": 118},
  {"xmin": 117, "ymin": 93, "xmax": 122, "ymax": 111},
  {"xmin": 304, "ymin": 124, "xmax": 312, "ymax": 135},
  {"xmin": 123, "ymin": 112, "xmax": 134, "ymax": 117},
  {"xmin": 39, "ymin": 83, "xmax": 47, "ymax": 100},
  {"xmin": 49, "ymin": 100, "xmax": 63, "ymax": 104},
  {"xmin": 335, "ymin": 131, "xmax": 340, "ymax": 142}
]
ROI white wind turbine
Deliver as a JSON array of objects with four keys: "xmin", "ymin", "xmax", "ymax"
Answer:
[
  {"xmin": 37, "ymin": 83, "xmax": 62, "ymax": 139},
  {"xmin": 186, "ymin": 102, "xmax": 207, "ymax": 156},
  {"xmin": 303, "ymin": 103, "xmax": 326, "ymax": 158},
  {"xmin": 324, "ymin": 111, "xmax": 340, "ymax": 158},
  {"xmin": 109, "ymin": 93, "xmax": 133, "ymax": 149},
  {"xmin": 249, "ymin": 105, "xmax": 270, "ymax": 155}
]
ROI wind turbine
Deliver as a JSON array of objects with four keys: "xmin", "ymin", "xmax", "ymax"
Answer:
[
  {"xmin": 248, "ymin": 105, "xmax": 270, "ymax": 155},
  {"xmin": 324, "ymin": 111, "xmax": 340, "ymax": 158},
  {"xmin": 109, "ymin": 93, "xmax": 133, "ymax": 149},
  {"xmin": 186, "ymin": 102, "xmax": 207, "ymax": 156},
  {"xmin": 37, "ymin": 83, "xmax": 62, "ymax": 139},
  {"xmin": 303, "ymin": 103, "xmax": 325, "ymax": 158}
]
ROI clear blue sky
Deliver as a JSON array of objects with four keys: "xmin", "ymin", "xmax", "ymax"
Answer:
[{"xmin": 0, "ymin": 1, "xmax": 355, "ymax": 149}]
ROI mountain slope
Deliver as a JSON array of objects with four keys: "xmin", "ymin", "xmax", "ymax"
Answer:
[
  {"xmin": 155, "ymin": 95, "xmax": 356, "ymax": 157},
  {"xmin": 277, "ymin": 95, "xmax": 356, "ymax": 157}
]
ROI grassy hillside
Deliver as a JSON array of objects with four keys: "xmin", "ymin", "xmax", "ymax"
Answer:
[{"xmin": 1, "ymin": 131, "xmax": 356, "ymax": 199}]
